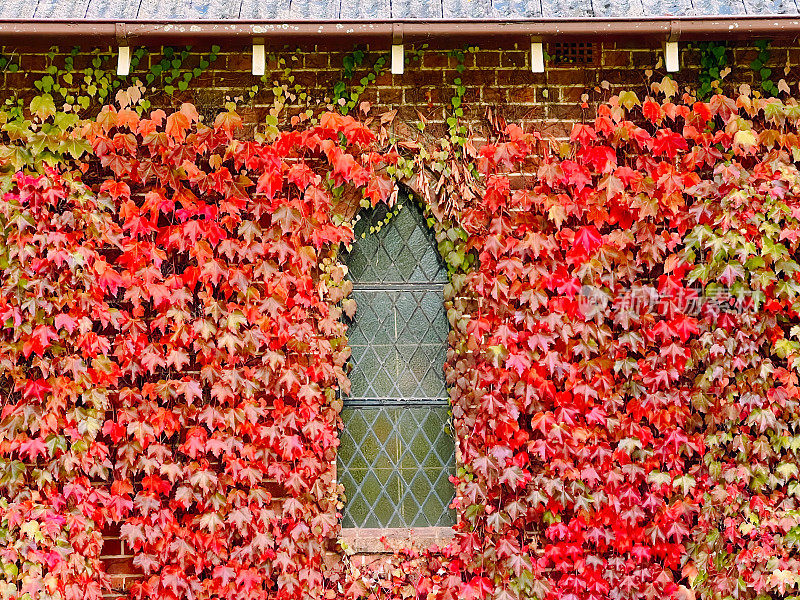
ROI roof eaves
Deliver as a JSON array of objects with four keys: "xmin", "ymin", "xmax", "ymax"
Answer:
[{"xmin": 0, "ymin": 16, "xmax": 799, "ymax": 45}]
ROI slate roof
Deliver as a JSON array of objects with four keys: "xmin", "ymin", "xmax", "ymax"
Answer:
[{"xmin": 0, "ymin": 0, "xmax": 798, "ymax": 20}]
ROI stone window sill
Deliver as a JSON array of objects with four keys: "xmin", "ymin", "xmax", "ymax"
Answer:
[{"xmin": 340, "ymin": 526, "xmax": 455, "ymax": 555}]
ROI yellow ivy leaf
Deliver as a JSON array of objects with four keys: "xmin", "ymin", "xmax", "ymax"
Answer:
[
  {"xmin": 29, "ymin": 94, "xmax": 56, "ymax": 121},
  {"xmin": 547, "ymin": 203, "xmax": 566, "ymax": 228},
  {"xmin": 734, "ymin": 129, "xmax": 757, "ymax": 148},
  {"xmin": 619, "ymin": 90, "xmax": 641, "ymax": 110},
  {"xmin": 659, "ymin": 76, "xmax": 679, "ymax": 100}
]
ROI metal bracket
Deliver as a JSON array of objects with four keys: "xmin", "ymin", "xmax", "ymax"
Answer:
[
  {"xmin": 392, "ymin": 22, "xmax": 403, "ymax": 45},
  {"xmin": 668, "ymin": 19, "xmax": 681, "ymax": 43},
  {"xmin": 115, "ymin": 22, "xmax": 128, "ymax": 47},
  {"xmin": 664, "ymin": 20, "xmax": 681, "ymax": 72}
]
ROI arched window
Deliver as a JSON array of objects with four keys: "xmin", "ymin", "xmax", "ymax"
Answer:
[{"xmin": 338, "ymin": 192, "xmax": 455, "ymax": 529}]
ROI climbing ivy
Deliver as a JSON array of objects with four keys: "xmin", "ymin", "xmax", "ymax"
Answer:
[
  {"xmin": 257, "ymin": 50, "xmax": 314, "ymax": 140},
  {"xmin": 333, "ymin": 47, "xmax": 367, "ymax": 106},
  {"xmin": 442, "ymin": 46, "xmax": 479, "ymax": 148},
  {"xmin": 751, "ymin": 40, "xmax": 779, "ymax": 97},
  {"xmin": 695, "ymin": 41, "xmax": 728, "ymax": 99},
  {"xmin": 0, "ymin": 51, "xmax": 20, "ymax": 74},
  {"xmin": 333, "ymin": 48, "xmax": 392, "ymax": 115},
  {"xmin": 145, "ymin": 45, "xmax": 220, "ymax": 96},
  {"xmin": 1, "ymin": 45, "xmax": 224, "ymax": 117}
]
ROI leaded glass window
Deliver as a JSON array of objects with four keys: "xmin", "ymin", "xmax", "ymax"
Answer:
[{"xmin": 338, "ymin": 194, "xmax": 455, "ymax": 529}]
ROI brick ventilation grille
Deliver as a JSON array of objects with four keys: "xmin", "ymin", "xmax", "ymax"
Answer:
[{"xmin": 549, "ymin": 42, "xmax": 595, "ymax": 65}]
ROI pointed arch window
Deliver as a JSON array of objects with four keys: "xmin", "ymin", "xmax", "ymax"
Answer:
[{"xmin": 337, "ymin": 192, "xmax": 455, "ymax": 529}]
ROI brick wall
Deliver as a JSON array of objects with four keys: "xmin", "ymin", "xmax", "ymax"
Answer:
[
  {"xmin": 5, "ymin": 38, "xmax": 797, "ymax": 142},
  {"xmin": 1, "ymin": 37, "xmax": 796, "ymax": 594}
]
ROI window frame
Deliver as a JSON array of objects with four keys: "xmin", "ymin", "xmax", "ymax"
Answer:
[{"xmin": 336, "ymin": 191, "xmax": 457, "ymax": 534}]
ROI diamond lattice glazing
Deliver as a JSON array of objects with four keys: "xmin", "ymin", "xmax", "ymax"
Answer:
[
  {"xmin": 347, "ymin": 289, "xmax": 448, "ymax": 401},
  {"xmin": 339, "ymin": 407, "xmax": 455, "ymax": 528},
  {"xmin": 343, "ymin": 200, "xmax": 447, "ymax": 285},
  {"xmin": 338, "ymin": 196, "xmax": 455, "ymax": 528}
]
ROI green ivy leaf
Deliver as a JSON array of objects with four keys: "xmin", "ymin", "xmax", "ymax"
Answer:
[
  {"xmin": 29, "ymin": 94, "xmax": 56, "ymax": 120},
  {"xmin": 53, "ymin": 112, "xmax": 78, "ymax": 131},
  {"xmin": 60, "ymin": 138, "xmax": 91, "ymax": 159}
]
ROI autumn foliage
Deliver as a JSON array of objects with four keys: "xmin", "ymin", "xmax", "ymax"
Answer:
[
  {"xmin": 0, "ymin": 104, "xmax": 395, "ymax": 600},
  {"xmin": 2, "ymin": 85, "xmax": 800, "ymax": 600},
  {"xmin": 431, "ymin": 87, "xmax": 800, "ymax": 600}
]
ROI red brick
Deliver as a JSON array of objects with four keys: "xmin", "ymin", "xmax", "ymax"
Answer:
[
  {"xmin": 421, "ymin": 52, "xmax": 453, "ymax": 69},
  {"xmin": 105, "ymin": 556, "xmax": 137, "ymax": 576},
  {"xmin": 101, "ymin": 537, "xmax": 123, "ymax": 556},
  {"xmin": 407, "ymin": 70, "xmax": 445, "ymax": 87},
  {"xmin": 213, "ymin": 72, "xmax": 257, "ymax": 87},
  {"xmin": 475, "ymin": 51, "xmax": 501, "ymax": 68},
  {"xmin": 412, "ymin": 87, "xmax": 446, "ymax": 105},
  {"xmin": 109, "ymin": 573, "xmax": 142, "ymax": 592},
  {"xmin": 546, "ymin": 68, "xmax": 590, "ymax": 86},
  {"xmin": 462, "ymin": 86, "xmax": 481, "ymax": 104},
  {"xmin": 304, "ymin": 52, "xmax": 330, "ymax": 69},
  {"xmin": 787, "ymin": 49, "xmax": 800, "ymax": 65},
  {"xmin": 498, "ymin": 70, "xmax": 545, "ymax": 86},
  {"xmin": 378, "ymin": 87, "xmax": 402, "ymax": 104},
  {"xmin": 560, "ymin": 86, "xmax": 586, "ymax": 103},
  {"xmin": 394, "ymin": 106, "xmax": 422, "ymax": 125},
  {"xmin": 508, "ymin": 86, "xmax": 537, "ymax": 103},
  {"xmin": 543, "ymin": 87, "xmax": 563, "ymax": 102},
  {"xmin": 482, "ymin": 86, "xmax": 508, "ymax": 103},
  {"xmin": 603, "ymin": 50, "xmax": 631, "ymax": 68},
  {"xmin": 733, "ymin": 48, "xmax": 760, "ymax": 65},
  {"xmin": 598, "ymin": 69, "xmax": 640, "ymax": 85},
  {"xmin": 4, "ymin": 72, "xmax": 30, "ymax": 88},
  {"xmin": 191, "ymin": 71, "xmax": 214, "ymax": 88},
  {"xmin": 538, "ymin": 118, "xmax": 573, "ymax": 138},
  {"xmin": 630, "ymin": 51, "xmax": 656, "ymax": 68},
  {"xmin": 501, "ymin": 50, "xmax": 528, "ymax": 69},
  {"xmin": 19, "ymin": 54, "xmax": 48, "ymax": 71},
  {"xmin": 357, "ymin": 88, "xmax": 378, "ymax": 105},
  {"xmin": 373, "ymin": 71, "xmax": 394, "ymax": 86}
]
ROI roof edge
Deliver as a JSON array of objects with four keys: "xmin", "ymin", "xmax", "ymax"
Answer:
[{"xmin": 0, "ymin": 16, "xmax": 799, "ymax": 46}]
